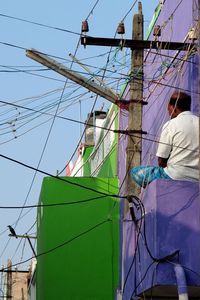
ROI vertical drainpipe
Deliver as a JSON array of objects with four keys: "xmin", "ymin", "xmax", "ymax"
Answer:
[{"xmin": 174, "ymin": 264, "xmax": 189, "ymax": 300}]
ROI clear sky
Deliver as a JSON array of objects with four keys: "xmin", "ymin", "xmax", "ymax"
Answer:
[{"xmin": 0, "ymin": 0, "xmax": 159, "ymax": 270}]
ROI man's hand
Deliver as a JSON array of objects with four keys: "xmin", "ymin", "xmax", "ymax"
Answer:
[{"xmin": 158, "ymin": 157, "xmax": 168, "ymax": 168}]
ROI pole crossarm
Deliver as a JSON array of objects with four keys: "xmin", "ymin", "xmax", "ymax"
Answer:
[
  {"xmin": 0, "ymin": 270, "xmax": 29, "ymax": 273},
  {"xmin": 81, "ymin": 36, "xmax": 196, "ymax": 51},
  {"xmin": 26, "ymin": 49, "xmax": 119, "ymax": 104},
  {"xmin": 9, "ymin": 234, "xmax": 37, "ymax": 239},
  {"xmin": 9, "ymin": 232, "xmax": 37, "ymax": 256}
]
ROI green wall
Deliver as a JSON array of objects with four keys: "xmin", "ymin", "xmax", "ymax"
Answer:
[
  {"xmin": 97, "ymin": 143, "xmax": 117, "ymax": 178},
  {"xmin": 83, "ymin": 145, "xmax": 93, "ymax": 176},
  {"xmin": 37, "ymin": 177, "xmax": 119, "ymax": 300}
]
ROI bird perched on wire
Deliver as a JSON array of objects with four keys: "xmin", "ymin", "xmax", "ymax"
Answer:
[{"xmin": 7, "ymin": 225, "xmax": 18, "ymax": 238}]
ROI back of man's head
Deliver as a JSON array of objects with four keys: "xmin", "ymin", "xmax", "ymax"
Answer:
[{"xmin": 169, "ymin": 91, "xmax": 191, "ymax": 111}]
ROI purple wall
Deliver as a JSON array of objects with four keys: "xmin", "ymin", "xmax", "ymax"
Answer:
[
  {"xmin": 118, "ymin": 0, "xmax": 199, "ymax": 299},
  {"xmin": 123, "ymin": 180, "xmax": 200, "ymax": 299},
  {"xmin": 142, "ymin": 0, "xmax": 198, "ymax": 166},
  {"xmin": 136, "ymin": 180, "xmax": 200, "ymax": 297}
]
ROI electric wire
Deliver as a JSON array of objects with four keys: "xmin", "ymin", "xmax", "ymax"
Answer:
[
  {"xmin": 58, "ymin": 0, "xmax": 147, "ymax": 176},
  {"xmin": 0, "ymin": 67, "xmax": 83, "ymax": 258},
  {"xmin": 0, "ymin": 64, "xmax": 66, "ymax": 83},
  {"xmin": 26, "ymin": 220, "xmax": 37, "ymax": 235},
  {"xmin": 0, "ymin": 61, "xmax": 130, "ymax": 80},
  {"xmin": 0, "ymin": 0, "xmax": 105, "ymax": 263},
  {"xmin": 0, "ymin": 238, "xmax": 11, "ymax": 260},
  {"xmin": 0, "ymin": 0, "xmax": 196, "ymax": 276},
  {"xmin": 134, "ymin": 43, "xmax": 195, "ymax": 191},
  {"xmin": 0, "ymin": 218, "xmax": 111, "ymax": 271},
  {"xmin": 57, "ymin": 54, "xmax": 116, "ymax": 175},
  {"xmin": 121, "ymin": 0, "xmax": 138, "ymax": 22},
  {"xmin": 0, "ymin": 86, "xmax": 65, "ymax": 110},
  {"xmin": 0, "ymin": 0, "xmax": 100, "ymax": 37},
  {"xmin": 0, "ymin": 195, "xmax": 115, "ymax": 209},
  {"xmin": 141, "ymin": 48, "xmax": 193, "ymax": 168},
  {"xmin": 121, "ymin": 51, "xmax": 187, "ymax": 290},
  {"xmin": 0, "ymin": 41, "xmax": 75, "ymax": 62},
  {"xmin": 57, "ymin": 8, "xmax": 135, "ymax": 176},
  {"xmin": 163, "ymin": 0, "xmax": 184, "ymax": 28},
  {"xmin": 0, "ymin": 0, "xmax": 140, "ymax": 266},
  {"xmin": 7, "ymin": 181, "xmax": 119, "ymax": 271},
  {"xmin": 0, "ymin": 54, "xmax": 134, "ymax": 125},
  {"xmin": 0, "ymin": 43, "xmax": 195, "ymax": 100},
  {"xmin": 13, "ymin": 78, "xmax": 68, "ymax": 229},
  {"xmin": 73, "ymin": 110, "xmax": 118, "ymax": 177},
  {"xmin": 3, "ymin": 116, "xmax": 195, "ymax": 210},
  {"xmin": 130, "ymin": 261, "xmax": 157, "ymax": 299},
  {"xmin": 0, "ymin": 90, "xmax": 91, "ymax": 128},
  {"xmin": 134, "ymin": 35, "xmax": 195, "ymax": 171},
  {"xmin": 2, "ymin": 41, "xmax": 128, "ymax": 218},
  {"xmin": 12, "ymin": 14, "xmax": 92, "ymax": 232},
  {"xmin": 124, "ymin": 196, "xmax": 179, "ymax": 299},
  {"xmin": 0, "ymin": 103, "xmax": 196, "ymax": 161},
  {"xmin": 1, "ymin": 12, "xmax": 192, "ymax": 87},
  {"xmin": 121, "ymin": 200, "xmax": 143, "ymax": 297},
  {"xmin": 0, "ymin": 208, "xmax": 36, "ymax": 237},
  {"xmin": 3, "ymin": 0, "xmax": 104, "ymax": 241},
  {"xmin": 19, "ymin": 238, "xmax": 27, "ymax": 264},
  {"xmin": 0, "ymin": 95, "xmax": 90, "ymax": 130},
  {"xmin": 0, "ymin": 218, "xmax": 37, "ymax": 267},
  {"xmin": 85, "ymin": 0, "xmax": 100, "ymax": 21},
  {"xmin": 0, "ymin": 13, "xmax": 81, "ymax": 36},
  {"xmin": 122, "ymin": 197, "xmax": 172, "ymax": 299},
  {"xmin": 167, "ymin": 260, "xmax": 200, "ymax": 280},
  {"xmin": 11, "ymin": 237, "xmax": 23, "ymax": 261}
]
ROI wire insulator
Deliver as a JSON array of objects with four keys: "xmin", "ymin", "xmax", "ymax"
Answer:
[
  {"xmin": 81, "ymin": 20, "xmax": 89, "ymax": 33},
  {"xmin": 188, "ymin": 28, "xmax": 197, "ymax": 40},
  {"xmin": 153, "ymin": 25, "xmax": 161, "ymax": 37},
  {"xmin": 117, "ymin": 22, "xmax": 125, "ymax": 35}
]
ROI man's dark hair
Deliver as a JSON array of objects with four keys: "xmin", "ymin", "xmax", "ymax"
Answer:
[{"xmin": 169, "ymin": 91, "xmax": 191, "ymax": 111}]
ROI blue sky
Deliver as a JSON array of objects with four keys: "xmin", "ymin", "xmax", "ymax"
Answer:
[{"xmin": 0, "ymin": 0, "xmax": 158, "ymax": 269}]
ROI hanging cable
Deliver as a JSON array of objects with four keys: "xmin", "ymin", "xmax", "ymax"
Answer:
[{"xmin": 0, "ymin": 13, "xmax": 81, "ymax": 36}]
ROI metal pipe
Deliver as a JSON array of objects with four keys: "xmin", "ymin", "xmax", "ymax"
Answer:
[{"xmin": 174, "ymin": 264, "xmax": 188, "ymax": 300}]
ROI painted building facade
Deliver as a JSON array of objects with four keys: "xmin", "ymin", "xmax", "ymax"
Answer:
[
  {"xmin": 120, "ymin": 0, "xmax": 200, "ymax": 299},
  {"xmin": 37, "ymin": 177, "xmax": 119, "ymax": 300},
  {"xmin": 2, "ymin": 261, "xmax": 28, "ymax": 300}
]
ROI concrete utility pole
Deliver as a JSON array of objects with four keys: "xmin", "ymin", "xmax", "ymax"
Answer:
[
  {"xmin": 80, "ymin": 9, "xmax": 193, "ymax": 203},
  {"xmin": 125, "ymin": 2, "xmax": 143, "ymax": 205}
]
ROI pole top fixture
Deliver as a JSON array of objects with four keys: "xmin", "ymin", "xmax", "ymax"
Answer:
[{"xmin": 138, "ymin": 2, "xmax": 142, "ymax": 14}]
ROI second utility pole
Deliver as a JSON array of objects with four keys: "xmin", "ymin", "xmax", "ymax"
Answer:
[
  {"xmin": 7, "ymin": 259, "xmax": 12, "ymax": 300},
  {"xmin": 125, "ymin": 2, "xmax": 143, "ymax": 206}
]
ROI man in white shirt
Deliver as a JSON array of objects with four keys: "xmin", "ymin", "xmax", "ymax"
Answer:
[{"xmin": 131, "ymin": 91, "xmax": 199, "ymax": 187}]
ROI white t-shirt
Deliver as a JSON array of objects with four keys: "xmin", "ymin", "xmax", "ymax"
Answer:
[{"xmin": 156, "ymin": 111, "xmax": 199, "ymax": 181}]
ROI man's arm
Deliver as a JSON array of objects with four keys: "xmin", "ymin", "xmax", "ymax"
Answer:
[
  {"xmin": 158, "ymin": 157, "xmax": 168, "ymax": 168},
  {"xmin": 156, "ymin": 123, "xmax": 172, "ymax": 167}
]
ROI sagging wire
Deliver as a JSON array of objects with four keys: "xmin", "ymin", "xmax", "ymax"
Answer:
[{"xmin": 0, "ymin": 0, "xmax": 103, "ymax": 260}]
